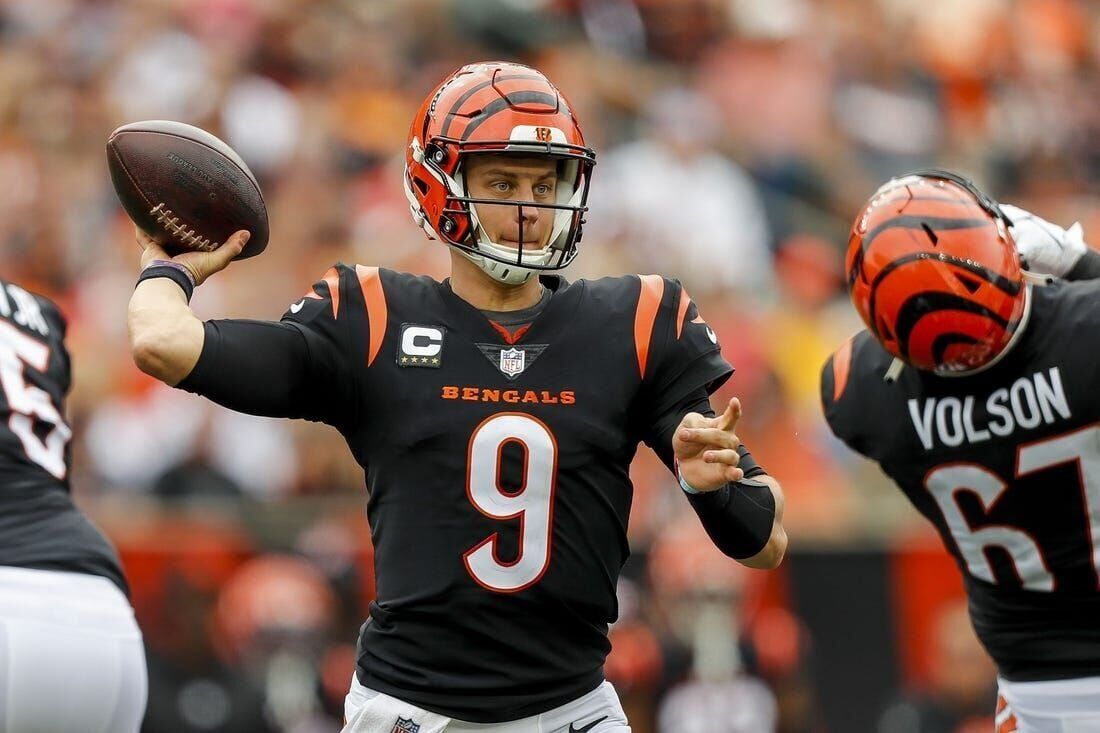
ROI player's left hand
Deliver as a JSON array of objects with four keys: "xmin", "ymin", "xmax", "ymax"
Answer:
[
  {"xmin": 673, "ymin": 397, "xmax": 745, "ymax": 493},
  {"xmin": 1002, "ymin": 203, "xmax": 1087, "ymax": 278}
]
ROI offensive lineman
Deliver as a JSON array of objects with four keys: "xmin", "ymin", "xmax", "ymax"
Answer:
[
  {"xmin": 0, "ymin": 279, "xmax": 147, "ymax": 731},
  {"xmin": 822, "ymin": 170, "xmax": 1100, "ymax": 732}
]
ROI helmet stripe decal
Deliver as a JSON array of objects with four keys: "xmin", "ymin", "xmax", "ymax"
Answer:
[
  {"xmin": 878, "ymin": 193, "xmax": 984, "ymax": 206},
  {"xmin": 867, "ymin": 252, "xmax": 1020, "ymax": 331},
  {"xmin": 871, "ymin": 252, "xmax": 1021, "ymax": 295},
  {"xmin": 460, "ymin": 92, "xmax": 560, "ymax": 140},
  {"xmin": 862, "ymin": 216, "xmax": 992, "ymax": 252},
  {"xmin": 439, "ymin": 74, "xmax": 543, "ymax": 138},
  {"xmin": 894, "ymin": 292, "xmax": 1008, "ymax": 359}
]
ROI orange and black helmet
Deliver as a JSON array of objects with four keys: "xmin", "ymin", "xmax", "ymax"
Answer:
[
  {"xmin": 846, "ymin": 170, "xmax": 1028, "ymax": 375},
  {"xmin": 404, "ymin": 61, "xmax": 596, "ymax": 282}
]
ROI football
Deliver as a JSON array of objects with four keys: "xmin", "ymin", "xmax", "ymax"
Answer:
[{"xmin": 106, "ymin": 120, "xmax": 269, "ymax": 259}]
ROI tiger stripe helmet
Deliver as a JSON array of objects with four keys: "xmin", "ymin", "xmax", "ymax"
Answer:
[
  {"xmin": 846, "ymin": 170, "xmax": 1029, "ymax": 375},
  {"xmin": 404, "ymin": 61, "xmax": 596, "ymax": 285}
]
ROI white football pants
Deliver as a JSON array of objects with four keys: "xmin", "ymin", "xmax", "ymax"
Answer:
[
  {"xmin": 997, "ymin": 675, "xmax": 1100, "ymax": 732},
  {"xmin": 343, "ymin": 675, "xmax": 631, "ymax": 733},
  {"xmin": 0, "ymin": 565, "xmax": 147, "ymax": 733}
]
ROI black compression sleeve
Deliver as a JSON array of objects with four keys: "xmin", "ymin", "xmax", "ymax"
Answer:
[
  {"xmin": 685, "ymin": 478, "xmax": 776, "ymax": 559},
  {"xmin": 644, "ymin": 387, "xmax": 775, "ymax": 559},
  {"xmin": 177, "ymin": 319, "xmax": 333, "ymax": 422},
  {"xmin": 1066, "ymin": 249, "xmax": 1100, "ymax": 281}
]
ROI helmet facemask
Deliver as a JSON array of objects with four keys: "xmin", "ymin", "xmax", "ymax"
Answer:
[{"xmin": 417, "ymin": 138, "xmax": 593, "ymax": 285}]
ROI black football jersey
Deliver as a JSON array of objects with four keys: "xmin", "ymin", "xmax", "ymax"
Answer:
[
  {"xmin": 187, "ymin": 265, "xmax": 731, "ymax": 721},
  {"xmin": 0, "ymin": 279, "xmax": 127, "ymax": 593},
  {"xmin": 822, "ymin": 280, "xmax": 1100, "ymax": 681}
]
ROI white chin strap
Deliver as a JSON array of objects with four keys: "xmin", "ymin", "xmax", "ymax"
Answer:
[{"xmin": 458, "ymin": 247, "xmax": 539, "ymax": 286}]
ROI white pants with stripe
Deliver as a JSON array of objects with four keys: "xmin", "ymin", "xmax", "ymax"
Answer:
[
  {"xmin": 0, "ymin": 566, "xmax": 147, "ymax": 733},
  {"xmin": 343, "ymin": 674, "xmax": 630, "ymax": 733},
  {"xmin": 997, "ymin": 676, "xmax": 1100, "ymax": 732}
]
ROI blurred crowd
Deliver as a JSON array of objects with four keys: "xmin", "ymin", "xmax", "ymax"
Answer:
[{"xmin": 3, "ymin": 0, "xmax": 1098, "ymax": 730}]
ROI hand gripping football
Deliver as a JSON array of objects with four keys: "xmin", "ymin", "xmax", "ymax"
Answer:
[{"xmin": 106, "ymin": 120, "xmax": 269, "ymax": 259}]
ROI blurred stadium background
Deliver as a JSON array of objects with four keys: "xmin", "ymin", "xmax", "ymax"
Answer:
[{"xmin": 3, "ymin": 0, "xmax": 1097, "ymax": 730}]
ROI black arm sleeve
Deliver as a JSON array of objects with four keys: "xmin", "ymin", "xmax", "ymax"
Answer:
[
  {"xmin": 178, "ymin": 319, "xmax": 350, "ymax": 425},
  {"xmin": 1066, "ymin": 249, "xmax": 1100, "ymax": 281},
  {"xmin": 643, "ymin": 387, "xmax": 775, "ymax": 559}
]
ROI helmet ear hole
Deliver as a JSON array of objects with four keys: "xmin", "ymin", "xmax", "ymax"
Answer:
[
  {"xmin": 425, "ymin": 144, "xmax": 447, "ymax": 165},
  {"xmin": 413, "ymin": 177, "xmax": 430, "ymax": 196}
]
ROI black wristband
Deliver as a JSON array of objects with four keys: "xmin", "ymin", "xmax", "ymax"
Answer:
[{"xmin": 137, "ymin": 261, "xmax": 195, "ymax": 302}]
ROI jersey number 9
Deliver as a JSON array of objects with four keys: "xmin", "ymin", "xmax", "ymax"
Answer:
[{"xmin": 464, "ymin": 413, "xmax": 558, "ymax": 593}]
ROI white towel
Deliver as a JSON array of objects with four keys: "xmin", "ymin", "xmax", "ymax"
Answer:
[{"xmin": 342, "ymin": 686, "xmax": 451, "ymax": 733}]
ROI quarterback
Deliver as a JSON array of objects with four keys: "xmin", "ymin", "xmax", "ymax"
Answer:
[{"xmin": 128, "ymin": 62, "xmax": 786, "ymax": 732}]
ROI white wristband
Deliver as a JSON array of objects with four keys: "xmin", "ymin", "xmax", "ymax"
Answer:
[{"xmin": 674, "ymin": 460, "xmax": 703, "ymax": 495}]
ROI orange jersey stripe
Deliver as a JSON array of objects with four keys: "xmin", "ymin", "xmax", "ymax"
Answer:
[
  {"xmin": 300, "ymin": 268, "xmax": 341, "ymax": 319},
  {"xmin": 356, "ymin": 265, "xmax": 388, "ymax": 367},
  {"xmin": 675, "ymin": 286, "xmax": 692, "ymax": 340},
  {"xmin": 634, "ymin": 275, "xmax": 665, "ymax": 378},
  {"xmin": 832, "ymin": 335, "xmax": 855, "ymax": 402},
  {"xmin": 321, "ymin": 267, "xmax": 341, "ymax": 319}
]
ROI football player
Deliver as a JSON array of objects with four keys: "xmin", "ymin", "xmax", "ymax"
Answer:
[
  {"xmin": 126, "ymin": 61, "xmax": 787, "ymax": 732},
  {"xmin": 0, "ymin": 279, "xmax": 147, "ymax": 731},
  {"xmin": 821, "ymin": 170, "xmax": 1100, "ymax": 732}
]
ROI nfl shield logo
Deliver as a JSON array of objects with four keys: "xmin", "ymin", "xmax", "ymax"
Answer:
[
  {"xmin": 499, "ymin": 347, "xmax": 526, "ymax": 377},
  {"xmin": 391, "ymin": 718, "xmax": 420, "ymax": 733}
]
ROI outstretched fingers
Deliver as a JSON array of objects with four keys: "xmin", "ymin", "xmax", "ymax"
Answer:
[
  {"xmin": 702, "ymin": 448, "xmax": 741, "ymax": 466},
  {"xmin": 679, "ymin": 427, "xmax": 738, "ymax": 449},
  {"xmin": 715, "ymin": 397, "xmax": 742, "ymax": 432}
]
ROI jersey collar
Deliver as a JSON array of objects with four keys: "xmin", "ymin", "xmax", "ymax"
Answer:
[{"xmin": 437, "ymin": 274, "xmax": 577, "ymax": 345}]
